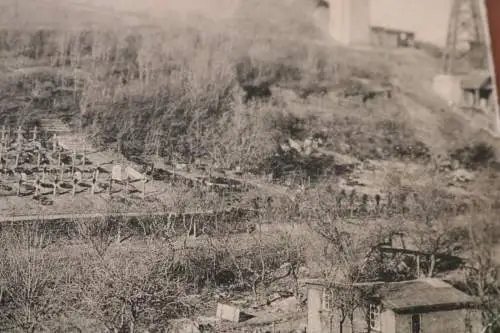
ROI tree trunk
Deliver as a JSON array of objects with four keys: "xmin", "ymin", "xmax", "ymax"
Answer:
[{"xmin": 427, "ymin": 254, "xmax": 436, "ymax": 277}]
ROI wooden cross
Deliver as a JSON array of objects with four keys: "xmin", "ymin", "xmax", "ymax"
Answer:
[
  {"xmin": 52, "ymin": 134, "xmax": 58, "ymax": 153},
  {"xmin": 17, "ymin": 178, "xmax": 22, "ymax": 196},
  {"xmin": 15, "ymin": 126, "xmax": 24, "ymax": 146},
  {"xmin": 31, "ymin": 126, "xmax": 38, "ymax": 141},
  {"xmin": 91, "ymin": 173, "xmax": 96, "ymax": 195},
  {"xmin": 71, "ymin": 150, "xmax": 76, "ymax": 177},
  {"xmin": 14, "ymin": 150, "xmax": 20, "ymax": 168},
  {"xmin": 82, "ymin": 147, "xmax": 86, "ymax": 166},
  {"xmin": 108, "ymin": 177, "xmax": 113, "ymax": 195},
  {"xmin": 0, "ymin": 125, "xmax": 6, "ymax": 145},
  {"xmin": 34, "ymin": 175, "xmax": 40, "ymax": 197},
  {"xmin": 53, "ymin": 178, "xmax": 58, "ymax": 198},
  {"xmin": 59, "ymin": 162, "xmax": 64, "ymax": 179},
  {"xmin": 142, "ymin": 176, "xmax": 147, "ymax": 200}
]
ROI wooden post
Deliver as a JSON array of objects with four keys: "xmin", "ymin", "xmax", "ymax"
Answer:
[
  {"xmin": 125, "ymin": 176, "xmax": 129, "ymax": 194},
  {"xmin": 34, "ymin": 176, "xmax": 40, "ymax": 197},
  {"xmin": 108, "ymin": 177, "xmax": 113, "ymax": 195},
  {"xmin": 82, "ymin": 147, "xmax": 86, "ymax": 166},
  {"xmin": 17, "ymin": 178, "xmax": 21, "ymax": 196},
  {"xmin": 36, "ymin": 149, "xmax": 41, "ymax": 167},
  {"xmin": 15, "ymin": 149, "xmax": 20, "ymax": 168},
  {"xmin": 52, "ymin": 134, "xmax": 58, "ymax": 153},
  {"xmin": 59, "ymin": 162, "xmax": 64, "ymax": 179},
  {"xmin": 72, "ymin": 177, "xmax": 77, "ymax": 197},
  {"xmin": 71, "ymin": 150, "xmax": 76, "ymax": 177},
  {"xmin": 91, "ymin": 175, "xmax": 96, "ymax": 195},
  {"xmin": 31, "ymin": 126, "xmax": 38, "ymax": 141},
  {"xmin": 42, "ymin": 167, "xmax": 46, "ymax": 182},
  {"xmin": 57, "ymin": 150, "xmax": 61, "ymax": 167},
  {"xmin": 5, "ymin": 126, "xmax": 9, "ymax": 147},
  {"xmin": 142, "ymin": 177, "xmax": 146, "ymax": 200},
  {"xmin": 0, "ymin": 125, "xmax": 6, "ymax": 146},
  {"xmin": 15, "ymin": 126, "xmax": 23, "ymax": 147},
  {"xmin": 53, "ymin": 179, "xmax": 57, "ymax": 198},
  {"xmin": 416, "ymin": 254, "xmax": 420, "ymax": 278}
]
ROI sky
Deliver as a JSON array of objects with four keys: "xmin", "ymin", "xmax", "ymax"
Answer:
[
  {"xmin": 370, "ymin": 0, "xmax": 453, "ymax": 46},
  {"xmin": 5, "ymin": 0, "xmax": 468, "ymax": 47}
]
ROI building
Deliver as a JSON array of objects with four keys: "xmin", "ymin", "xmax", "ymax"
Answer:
[
  {"xmin": 370, "ymin": 26, "xmax": 416, "ymax": 48},
  {"xmin": 305, "ymin": 278, "xmax": 481, "ymax": 333},
  {"xmin": 460, "ymin": 71, "xmax": 494, "ymax": 111},
  {"xmin": 326, "ymin": 0, "xmax": 371, "ymax": 45}
]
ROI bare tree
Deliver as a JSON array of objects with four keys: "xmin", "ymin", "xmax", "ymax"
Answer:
[
  {"xmin": 0, "ymin": 222, "xmax": 64, "ymax": 332},
  {"xmin": 464, "ymin": 212, "xmax": 500, "ymax": 332}
]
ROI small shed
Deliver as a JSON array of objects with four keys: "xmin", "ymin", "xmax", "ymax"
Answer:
[
  {"xmin": 305, "ymin": 278, "xmax": 481, "ymax": 333},
  {"xmin": 370, "ymin": 26, "xmax": 416, "ymax": 48},
  {"xmin": 460, "ymin": 72, "xmax": 493, "ymax": 111}
]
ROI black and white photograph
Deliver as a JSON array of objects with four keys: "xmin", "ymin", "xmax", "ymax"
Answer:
[{"xmin": 0, "ymin": 0, "xmax": 499, "ymax": 332}]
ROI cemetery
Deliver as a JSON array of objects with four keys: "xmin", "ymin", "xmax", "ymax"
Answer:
[{"xmin": 0, "ymin": 122, "xmax": 259, "ymax": 224}]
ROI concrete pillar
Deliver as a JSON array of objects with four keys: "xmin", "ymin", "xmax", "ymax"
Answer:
[
  {"xmin": 307, "ymin": 286, "xmax": 324, "ymax": 333},
  {"xmin": 329, "ymin": 0, "xmax": 371, "ymax": 45}
]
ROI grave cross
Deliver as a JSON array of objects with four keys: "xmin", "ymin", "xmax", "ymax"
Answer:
[
  {"xmin": 71, "ymin": 150, "xmax": 76, "ymax": 177},
  {"xmin": 17, "ymin": 178, "xmax": 22, "ymax": 196},
  {"xmin": 53, "ymin": 177, "xmax": 58, "ymax": 198},
  {"xmin": 52, "ymin": 134, "xmax": 58, "ymax": 153},
  {"xmin": 31, "ymin": 126, "xmax": 38, "ymax": 141},
  {"xmin": 36, "ymin": 149, "xmax": 41, "ymax": 168},
  {"xmin": 81, "ymin": 146, "xmax": 86, "ymax": 166},
  {"xmin": 0, "ymin": 125, "xmax": 6, "ymax": 145},
  {"xmin": 142, "ymin": 176, "xmax": 147, "ymax": 200},
  {"xmin": 108, "ymin": 176, "xmax": 113, "ymax": 195},
  {"xmin": 91, "ymin": 170, "xmax": 97, "ymax": 195},
  {"xmin": 15, "ymin": 126, "xmax": 24, "ymax": 148},
  {"xmin": 34, "ymin": 175, "xmax": 40, "ymax": 197}
]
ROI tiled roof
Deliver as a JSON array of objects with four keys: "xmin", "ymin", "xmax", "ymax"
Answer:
[
  {"xmin": 461, "ymin": 72, "xmax": 491, "ymax": 90},
  {"xmin": 376, "ymin": 279, "xmax": 477, "ymax": 312},
  {"xmin": 304, "ymin": 278, "xmax": 477, "ymax": 312}
]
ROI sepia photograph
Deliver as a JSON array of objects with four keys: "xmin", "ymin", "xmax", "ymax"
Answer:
[{"xmin": 0, "ymin": 0, "xmax": 499, "ymax": 332}]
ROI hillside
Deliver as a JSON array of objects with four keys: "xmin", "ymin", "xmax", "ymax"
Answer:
[{"xmin": 0, "ymin": 0, "xmax": 499, "ymax": 332}]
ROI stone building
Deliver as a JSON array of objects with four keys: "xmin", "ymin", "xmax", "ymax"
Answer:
[
  {"xmin": 305, "ymin": 278, "xmax": 481, "ymax": 333},
  {"xmin": 370, "ymin": 26, "xmax": 416, "ymax": 48},
  {"xmin": 460, "ymin": 71, "xmax": 494, "ymax": 111}
]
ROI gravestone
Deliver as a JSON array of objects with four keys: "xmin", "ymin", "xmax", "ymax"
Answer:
[
  {"xmin": 125, "ymin": 166, "xmax": 143, "ymax": 181},
  {"xmin": 216, "ymin": 303, "xmax": 241, "ymax": 323},
  {"xmin": 112, "ymin": 164, "xmax": 123, "ymax": 181}
]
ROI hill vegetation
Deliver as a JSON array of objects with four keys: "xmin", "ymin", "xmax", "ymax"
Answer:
[{"xmin": 0, "ymin": 0, "xmax": 499, "ymax": 332}]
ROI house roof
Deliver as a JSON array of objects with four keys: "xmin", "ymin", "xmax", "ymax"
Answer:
[
  {"xmin": 460, "ymin": 72, "xmax": 491, "ymax": 90},
  {"xmin": 370, "ymin": 26, "xmax": 415, "ymax": 37},
  {"xmin": 376, "ymin": 278, "xmax": 477, "ymax": 312},
  {"xmin": 303, "ymin": 278, "xmax": 478, "ymax": 313}
]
